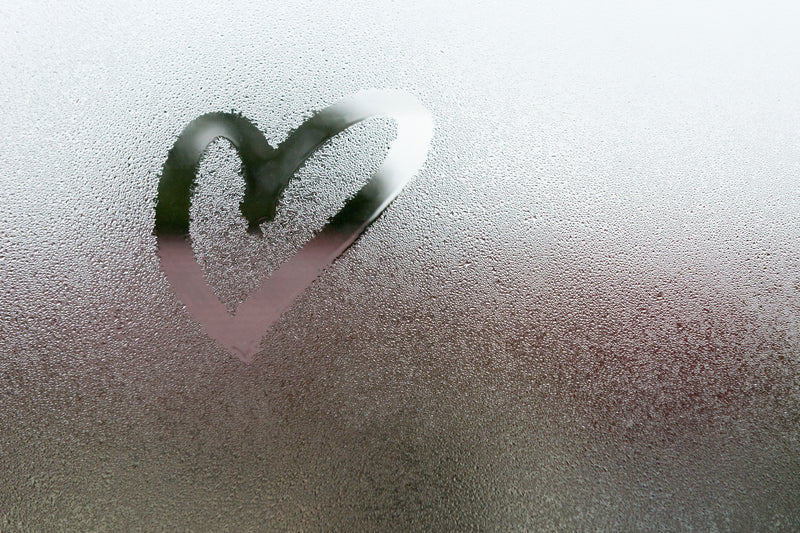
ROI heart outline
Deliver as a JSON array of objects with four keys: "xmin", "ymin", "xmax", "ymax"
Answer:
[{"xmin": 155, "ymin": 90, "xmax": 433, "ymax": 362}]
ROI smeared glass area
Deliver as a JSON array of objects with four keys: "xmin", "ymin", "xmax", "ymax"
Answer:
[{"xmin": 155, "ymin": 91, "xmax": 432, "ymax": 361}]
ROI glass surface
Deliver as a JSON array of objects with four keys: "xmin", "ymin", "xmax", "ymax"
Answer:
[{"xmin": 1, "ymin": 0, "xmax": 799, "ymax": 530}]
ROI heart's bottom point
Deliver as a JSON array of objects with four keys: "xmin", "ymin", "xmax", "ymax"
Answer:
[{"xmin": 229, "ymin": 340, "xmax": 259, "ymax": 364}]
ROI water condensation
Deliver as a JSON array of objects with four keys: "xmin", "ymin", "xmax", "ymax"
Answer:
[
  {"xmin": 190, "ymin": 119, "xmax": 397, "ymax": 312},
  {"xmin": 1, "ymin": 0, "xmax": 800, "ymax": 530}
]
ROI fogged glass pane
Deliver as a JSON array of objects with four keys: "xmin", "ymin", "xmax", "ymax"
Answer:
[{"xmin": 1, "ymin": 0, "xmax": 799, "ymax": 530}]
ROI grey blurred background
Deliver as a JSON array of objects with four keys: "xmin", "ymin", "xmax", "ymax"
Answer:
[{"xmin": 1, "ymin": 1, "xmax": 799, "ymax": 530}]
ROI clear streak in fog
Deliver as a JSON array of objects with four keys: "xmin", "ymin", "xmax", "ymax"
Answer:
[{"xmin": 155, "ymin": 90, "xmax": 433, "ymax": 362}]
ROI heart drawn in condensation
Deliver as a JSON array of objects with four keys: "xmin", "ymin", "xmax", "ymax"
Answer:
[{"xmin": 154, "ymin": 90, "xmax": 433, "ymax": 363}]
